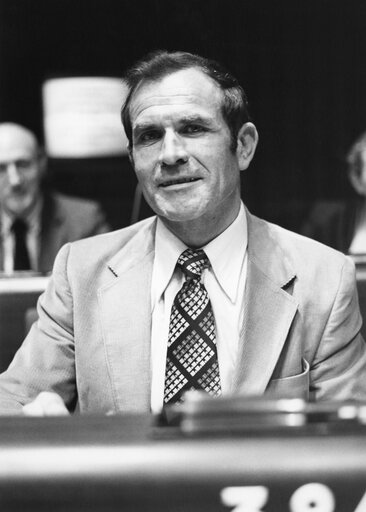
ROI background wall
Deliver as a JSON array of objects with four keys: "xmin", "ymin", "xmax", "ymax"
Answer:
[{"xmin": 0, "ymin": 0, "xmax": 366, "ymax": 230}]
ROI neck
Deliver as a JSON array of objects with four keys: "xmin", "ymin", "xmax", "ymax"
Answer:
[{"xmin": 161, "ymin": 200, "xmax": 241, "ymax": 248}]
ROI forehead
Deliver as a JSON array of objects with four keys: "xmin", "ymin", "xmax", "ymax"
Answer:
[
  {"xmin": 129, "ymin": 68, "xmax": 224, "ymax": 125},
  {"xmin": 0, "ymin": 127, "xmax": 37, "ymax": 159}
]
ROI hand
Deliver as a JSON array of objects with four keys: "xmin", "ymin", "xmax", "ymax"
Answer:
[{"xmin": 23, "ymin": 391, "xmax": 70, "ymax": 416}]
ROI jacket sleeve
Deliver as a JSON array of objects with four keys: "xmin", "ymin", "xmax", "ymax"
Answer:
[
  {"xmin": 0, "ymin": 244, "xmax": 77, "ymax": 414},
  {"xmin": 310, "ymin": 256, "xmax": 366, "ymax": 401}
]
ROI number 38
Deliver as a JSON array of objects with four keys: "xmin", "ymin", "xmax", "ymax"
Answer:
[{"xmin": 221, "ymin": 483, "xmax": 366, "ymax": 512}]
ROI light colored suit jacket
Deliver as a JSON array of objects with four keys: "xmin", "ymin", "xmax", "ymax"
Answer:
[{"xmin": 1, "ymin": 210, "xmax": 366, "ymax": 414}]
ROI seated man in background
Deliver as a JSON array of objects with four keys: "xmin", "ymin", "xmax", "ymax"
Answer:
[
  {"xmin": 302, "ymin": 131, "xmax": 366, "ymax": 254},
  {"xmin": 0, "ymin": 51, "xmax": 366, "ymax": 416},
  {"xmin": 0, "ymin": 123, "xmax": 110, "ymax": 273}
]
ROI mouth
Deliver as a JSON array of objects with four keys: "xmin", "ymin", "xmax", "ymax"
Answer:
[{"xmin": 159, "ymin": 177, "xmax": 201, "ymax": 188}]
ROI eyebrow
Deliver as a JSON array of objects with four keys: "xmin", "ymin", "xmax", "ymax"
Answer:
[
  {"xmin": 133, "ymin": 114, "xmax": 214, "ymax": 135},
  {"xmin": 178, "ymin": 114, "xmax": 213, "ymax": 125},
  {"xmin": 132, "ymin": 122, "xmax": 158, "ymax": 137}
]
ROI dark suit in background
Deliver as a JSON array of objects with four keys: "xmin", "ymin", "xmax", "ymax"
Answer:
[
  {"xmin": 301, "ymin": 196, "xmax": 361, "ymax": 253},
  {"xmin": 37, "ymin": 191, "xmax": 111, "ymax": 273},
  {"xmin": 0, "ymin": 191, "xmax": 110, "ymax": 274},
  {"xmin": 303, "ymin": 131, "xmax": 366, "ymax": 254}
]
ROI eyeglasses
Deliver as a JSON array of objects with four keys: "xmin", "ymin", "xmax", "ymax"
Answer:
[{"xmin": 0, "ymin": 158, "xmax": 37, "ymax": 173}]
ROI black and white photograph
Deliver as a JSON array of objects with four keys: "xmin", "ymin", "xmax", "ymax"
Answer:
[{"xmin": 0, "ymin": 1, "xmax": 366, "ymax": 511}]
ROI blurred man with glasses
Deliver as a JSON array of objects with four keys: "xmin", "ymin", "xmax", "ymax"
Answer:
[{"xmin": 0, "ymin": 123, "xmax": 110, "ymax": 273}]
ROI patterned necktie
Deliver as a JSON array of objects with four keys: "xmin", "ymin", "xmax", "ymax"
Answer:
[
  {"xmin": 164, "ymin": 248, "xmax": 221, "ymax": 404},
  {"xmin": 11, "ymin": 218, "xmax": 31, "ymax": 271}
]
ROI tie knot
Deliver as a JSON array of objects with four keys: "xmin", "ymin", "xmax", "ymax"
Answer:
[
  {"xmin": 11, "ymin": 218, "xmax": 28, "ymax": 235},
  {"xmin": 177, "ymin": 248, "xmax": 209, "ymax": 280}
]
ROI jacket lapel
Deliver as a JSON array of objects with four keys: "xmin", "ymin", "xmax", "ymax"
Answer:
[
  {"xmin": 98, "ymin": 219, "xmax": 156, "ymax": 412},
  {"xmin": 233, "ymin": 211, "xmax": 299, "ymax": 394}
]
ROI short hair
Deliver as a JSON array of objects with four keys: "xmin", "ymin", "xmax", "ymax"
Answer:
[
  {"xmin": 347, "ymin": 132, "xmax": 366, "ymax": 174},
  {"xmin": 121, "ymin": 50, "xmax": 251, "ymax": 151}
]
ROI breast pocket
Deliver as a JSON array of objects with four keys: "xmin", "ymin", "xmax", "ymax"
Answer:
[{"xmin": 265, "ymin": 358, "xmax": 310, "ymax": 400}]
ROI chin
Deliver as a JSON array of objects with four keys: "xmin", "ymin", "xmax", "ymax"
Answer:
[
  {"xmin": 6, "ymin": 198, "xmax": 32, "ymax": 217},
  {"xmin": 159, "ymin": 210, "xmax": 204, "ymax": 224},
  {"xmin": 154, "ymin": 198, "xmax": 207, "ymax": 221}
]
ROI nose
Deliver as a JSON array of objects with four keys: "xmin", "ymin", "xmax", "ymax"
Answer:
[
  {"xmin": 7, "ymin": 163, "xmax": 22, "ymax": 187},
  {"xmin": 158, "ymin": 130, "xmax": 188, "ymax": 167}
]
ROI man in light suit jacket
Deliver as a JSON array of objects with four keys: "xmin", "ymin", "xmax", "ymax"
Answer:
[
  {"xmin": 0, "ymin": 51, "xmax": 366, "ymax": 416},
  {"xmin": 0, "ymin": 123, "xmax": 110, "ymax": 274}
]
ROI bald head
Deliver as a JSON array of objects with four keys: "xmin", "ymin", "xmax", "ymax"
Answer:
[
  {"xmin": 0, "ymin": 123, "xmax": 38, "ymax": 155},
  {"xmin": 0, "ymin": 123, "xmax": 45, "ymax": 217}
]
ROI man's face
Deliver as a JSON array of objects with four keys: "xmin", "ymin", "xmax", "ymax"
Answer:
[
  {"xmin": 0, "ymin": 126, "xmax": 43, "ymax": 217},
  {"xmin": 129, "ymin": 68, "xmax": 247, "ymax": 233}
]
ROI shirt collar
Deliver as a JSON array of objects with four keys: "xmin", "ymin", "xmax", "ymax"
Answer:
[
  {"xmin": 151, "ymin": 201, "xmax": 247, "ymax": 309},
  {"xmin": 203, "ymin": 201, "xmax": 247, "ymax": 302},
  {"xmin": 151, "ymin": 218, "xmax": 187, "ymax": 310}
]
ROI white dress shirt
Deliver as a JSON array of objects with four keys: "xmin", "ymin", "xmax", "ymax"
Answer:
[
  {"xmin": 1, "ymin": 199, "xmax": 42, "ymax": 274},
  {"xmin": 150, "ymin": 202, "xmax": 248, "ymax": 413}
]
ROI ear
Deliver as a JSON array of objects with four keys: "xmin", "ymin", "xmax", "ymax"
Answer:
[
  {"xmin": 128, "ymin": 145, "xmax": 134, "ymax": 166},
  {"xmin": 349, "ymin": 166, "xmax": 366, "ymax": 196},
  {"xmin": 236, "ymin": 122, "xmax": 259, "ymax": 171},
  {"xmin": 37, "ymin": 149, "xmax": 48, "ymax": 179}
]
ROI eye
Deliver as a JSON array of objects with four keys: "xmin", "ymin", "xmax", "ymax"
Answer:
[
  {"xmin": 181, "ymin": 124, "xmax": 207, "ymax": 135},
  {"xmin": 0, "ymin": 160, "xmax": 34, "ymax": 173},
  {"xmin": 137, "ymin": 130, "xmax": 162, "ymax": 145},
  {"xmin": 16, "ymin": 159, "xmax": 33, "ymax": 170}
]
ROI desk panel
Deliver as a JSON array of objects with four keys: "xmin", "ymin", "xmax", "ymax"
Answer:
[
  {"xmin": 0, "ymin": 276, "xmax": 48, "ymax": 372},
  {"xmin": 0, "ymin": 414, "xmax": 365, "ymax": 512}
]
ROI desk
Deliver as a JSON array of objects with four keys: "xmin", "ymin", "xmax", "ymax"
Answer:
[
  {"xmin": 0, "ymin": 275, "xmax": 49, "ymax": 372},
  {"xmin": 0, "ymin": 413, "xmax": 366, "ymax": 512}
]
